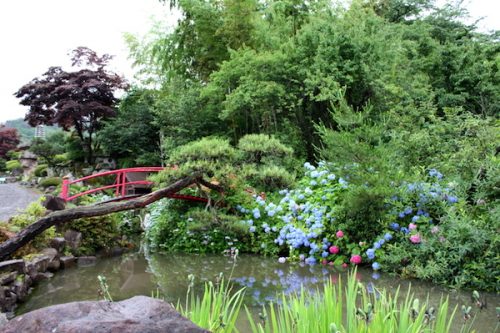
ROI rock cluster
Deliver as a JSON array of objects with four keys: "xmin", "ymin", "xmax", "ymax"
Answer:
[
  {"xmin": 0, "ymin": 239, "xmax": 77, "ymax": 317},
  {"xmin": 0, "ymin": 234, "xmax": 93, "ymax": 317}
]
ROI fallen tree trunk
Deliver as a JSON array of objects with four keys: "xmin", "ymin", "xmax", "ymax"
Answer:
[{"xmin": 0, "ymin": 173, "xmax": 215, "ymax": 261}]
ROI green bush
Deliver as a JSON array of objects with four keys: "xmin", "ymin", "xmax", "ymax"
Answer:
[
  {"xmin": 8, "ymin": 199, "xmax": 57, "ymax": 255},
  {"xmin": 34, "ymin": 164, "xmax": 48, "ymax": 177},
  {"xmin": 6, "ymin": 160, "xmax": 21, "ymax": 171},
  {"xmin": 39, "ymin": 177, "xmax": 62, "ymax": 188},
  {"xmin": 66, "ymin": 213, "xmax": 122, "ymax": 255},
  {"xmin": 0, "ymin": 158, "xmax": 6, "ymax": 172}
]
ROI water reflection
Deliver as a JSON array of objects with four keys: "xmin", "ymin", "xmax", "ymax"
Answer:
[{"xmin": 17, "ymin": 252, "xmax": 499, "ymax": 333}]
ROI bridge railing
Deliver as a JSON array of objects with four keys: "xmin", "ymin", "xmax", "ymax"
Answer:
[{"xmin": 60, "ymin": 167, "xmax": 165, "ymax": 202}]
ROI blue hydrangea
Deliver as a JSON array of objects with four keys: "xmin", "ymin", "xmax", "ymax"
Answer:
[
  {"xmin": 249, "ymin": 226, "xmax": 256, "ymax": 233},
  {"xmin": 390, "ymin": 222, "xmax": 400, "ymax": 231},
  {"xmin": 305, "ymin": 257, "xmax": 317, "ymax": 265},
  {"xmin": 400, "ymin": 227, "xmax": 409, "ymax": 234},
  {"xmin": 373, "ymin": 242, "xmax": 381, "ymax": 249},
  {"xmin": 253, "ymin": 208, "xmax": 261, "ymax": 219},
  {"xmin": 372, "ymin": 262, "xmax": 381, "ymax": 270},
  {"xmin": 321, "ymin": 251, "xmax": 329, "ymax": 258},
  {"xmin": 384, "ymin": 233, "xmax": 393, "ymax": 241},
  {"xmin": 411, "ymin": 215, "xmax": 419, "ymax": 222},
  {"xmin": 366, "ymin": 248, "xmax": 375, "ymax": 260}
]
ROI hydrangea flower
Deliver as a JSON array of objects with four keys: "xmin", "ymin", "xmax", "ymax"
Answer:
[
  {"xmin": 383, "ymin": 233, "xmax": 393, "ymax": 241},
  {"xmin": 249, "ymin": 226, "xmax": 256, "ymax": 233},
  {"xmin": 400, "ymin": 227, "xmax": 409, "ymax": 234},
  {"xmin": 409, "ymin": 223, "xmax": 417, "ymax": 230},
  {"xmin": 409, "ymin": 234, "xmax": 421, "ymax": 244},
  {"xmin": 329, "ymin": 245, "xmax": 340, "ymax": 254},
  {"xmin": 390, "ymin": 222, "xmax": 400, "ymax": 231},
  {"xmin": 372, "ymin": 262, "xmax": 381, "ymax": 270},
  {"xmin": 278, "ymin": 257, "xmax": 286, "ymax": 264},
  {"xmin": 366, "ymin": 248, "xmax": 375, "ymax": 260},
  {"xmin": 336, "ymin": 230, "xmax": 344, "ymax": 238},
  {"xmin": 350, "ymin": 255, "xmax": 362, "ymax": 265},
  {"xmin": 252, "ymin": 208, "xmax": 261, "ymax": 219}
]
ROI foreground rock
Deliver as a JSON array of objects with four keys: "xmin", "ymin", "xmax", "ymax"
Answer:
[{"xmin": 1, "ymin": 296, "xmax": 210, "ymax": 333}]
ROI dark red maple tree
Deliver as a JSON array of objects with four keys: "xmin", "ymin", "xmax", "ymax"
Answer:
[
  {"xmin": 0, "ymin": 125, "xmax": 20, "ymax": 158},
  {"xmin": 14, "ymin": 47, "xmax": 128, "ymax": 164}
]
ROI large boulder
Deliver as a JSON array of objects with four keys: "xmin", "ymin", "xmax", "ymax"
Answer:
[{"xmin": 1, "ymin": 296, "xmax": 210, "ymax": 333}]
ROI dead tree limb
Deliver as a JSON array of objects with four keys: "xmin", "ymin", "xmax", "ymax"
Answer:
[{"xmin": 0, "ymin": 174, "xmax": 204, "ymax": 261}]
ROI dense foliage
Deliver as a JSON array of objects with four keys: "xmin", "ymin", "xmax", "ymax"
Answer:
[{"xmin": 127, "ymin": 0, "xmax": 499, "ymax": 291}]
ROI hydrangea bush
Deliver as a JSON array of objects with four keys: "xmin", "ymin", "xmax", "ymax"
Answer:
[
  {"xmin": 237, "ymin": 163, "xmax": 462, "ymax": 274},
  {"xmin": 237, "ymin": 162, "xmax": 366, "ymax": 267}
]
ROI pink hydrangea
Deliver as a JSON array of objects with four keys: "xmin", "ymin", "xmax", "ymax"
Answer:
[
  {"xmin": 336, "ymin": 230, "xmax": 344, "ymax": 238},
  {"xmin": 409, "ymin": 234, "xmax": 421, "ymax": 244},
  {"xmin": 329, "ymin": 245, "xmax": 340, "ymax": 254},
  {"xmin": 342, "ymin": 263, "xmax": 348, "ymax": 268},
  {"xmin": 350, "ymin": 255, "xmax": 362, "ymax": 265},
  {"xmin": 321, "ymin": 259, "xmax": 328, "ymax": 265},
  {"xmin": 409, "ymin": 223, "xmax": 417, "ymax": 230}
]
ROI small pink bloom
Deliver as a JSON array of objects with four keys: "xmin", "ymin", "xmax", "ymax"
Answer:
[
  {"xmin": 321, "ymin": 259, "xmax": 328, "ymax": 265},
  {"xmin": 328, "ymin": 261, "xmax": 334, "ymax": 266},
  {"xmin": 336, "ymin": 230, "xmax": 344, "ymax": 238},
  {"xmin": 409, "ymin": 234, "xmax": 421, "ymax": 244},
  {"xmin": 329, "ymin": 245, "xmax": 340, "ymax": 254},
  {"xmin": 350, "ymin": 255, "xmax": 362, "ymax": 265},
  {"xmin": 409, "ymin": 223, "xmax": 417, "ymax": 230},
  {"xmin": 342, "ymin": 263, "xmax": 348, "ymax": 268}
]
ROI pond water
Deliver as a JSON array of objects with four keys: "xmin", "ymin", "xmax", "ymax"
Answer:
[{"xmin": 17, "ymin": 252, "xmax": 499, "ymax": 333}]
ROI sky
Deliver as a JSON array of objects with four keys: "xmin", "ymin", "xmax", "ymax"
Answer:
[{"xmin": 0, "ymin": 0, "xmax": 498, "ymax": 124}]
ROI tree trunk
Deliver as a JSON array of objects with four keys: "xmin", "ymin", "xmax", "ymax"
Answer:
[{"xmin": 0, "ymin": 173, "xmax": 213, "ymax": 261}]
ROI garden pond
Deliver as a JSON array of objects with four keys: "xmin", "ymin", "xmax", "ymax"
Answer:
[{"xmin": 17, "ymin": 252, "xmax": 499, "ymax": 333}]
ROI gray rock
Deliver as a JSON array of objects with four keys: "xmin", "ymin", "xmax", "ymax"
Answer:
[
  {"xmin": 26, "ymin": 255, "xmax": 50, "ymax": 275},
  {"xmin": 0, "ymin": 272, "xmax": 17, "ymax": 286},
  {"xmin": 1, "ymin": 295, "xmax": 209, "ymax": 333},
  {"xmin": 77, "ymin": 256, "xmax": 97, "ymax": 267},
  {"xmin": 64, "ymin": 229, "xmax": 82, "ymax": 250},
  {"xmin": 0, "ymin": 260, "xmax": 25, "ymax": 274},
  {"xmin": 47, "ymin": 258, "xmax": 60, "ymax": 272},
  {"xmin": 41, "ymin": 248, "xmax": 58, "ymax": 261},
  {"xmin": 40, "ymin": 248, "xmax": 60, "ymax": 272},
  {"xmin": 32, "ymin": 272, "xmax": 53, "ymax": 283},
  {"xmin": 11, "ymin": 275, "xmax": 30, "ymax": 302},
  {"xmin": 59, "ymin": 255, "xmax": 76, "ymax": 269},
  {"xmin": 0, "ymin": 312, "xmax": 7, "ymax": 328},
  {"xmin": 49, "ymin": 237, "xmax": 66, "ymax": 252}
]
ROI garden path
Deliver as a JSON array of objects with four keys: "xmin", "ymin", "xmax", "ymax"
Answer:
[{"xmin": 0, "ymin": 183, "xmax": 40, "ymax": 223}]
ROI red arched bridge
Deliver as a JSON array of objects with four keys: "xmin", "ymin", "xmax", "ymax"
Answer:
[{"xmin": 59, "ymin": 167, "xmax": 208, "ymax": 203}]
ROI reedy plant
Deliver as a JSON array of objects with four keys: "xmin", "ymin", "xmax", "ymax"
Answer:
[
  {"xmin": 177, "ymin": 275, "xmax": 245, "ymax": 333},
  {"xmin": 246, "ymin": 269, "xmax": 463, "ymax": 333}
]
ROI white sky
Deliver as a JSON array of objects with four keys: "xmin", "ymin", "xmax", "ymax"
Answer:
[{"xmin": 0, "ymin": 0, "xmax": 498, "ymax": 124}]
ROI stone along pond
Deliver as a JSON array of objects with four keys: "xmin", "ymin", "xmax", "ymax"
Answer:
[{"xmin": 17, "ymin": 253, "xmax": 499, "ymax": 333}]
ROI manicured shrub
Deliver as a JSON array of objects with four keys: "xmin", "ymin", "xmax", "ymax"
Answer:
[
  {"xmin": 6, "ymin": 160, "xmax": 21, "ymax": 171},
  {"xmin": 34, "ymin": 164, "xmax": 48, "ymax": 177},
  {"xmin": 39, "ymin": 177, "xmax": 62, "ymax": 188}
]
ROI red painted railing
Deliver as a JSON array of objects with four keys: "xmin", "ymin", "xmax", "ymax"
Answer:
[{"xmin": 60, "ymin": 167, "xmax": 207, "ymax": 203}]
